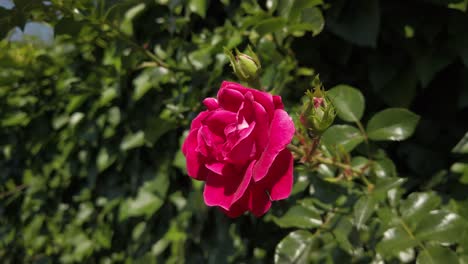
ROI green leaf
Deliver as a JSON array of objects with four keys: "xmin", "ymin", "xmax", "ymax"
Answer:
[
  {"xmin": 331, "ymin": 216, "xmax": 353, "ymax": 253},
  {"xmin": 452, "ymin": 132, "xmax": 468, "ymax": 154},
  {"xmin": 415, "ymin": 48, "xmax": 456, "ymax": 88},
  {"xmin": 326, "ymin": 0, "xmax": 380, "ymax": 47},
  {"xmin": 372, "ymin": 158, "xmax": 397, "ymax": 178},
  {"xmin": 119, "ymin": 169, "xmax": 169, "ymax": 220},
  {"xmin": 287, "ymin": 7, "xmax": 324, "ymax": 37},
  {"xmin": 300, "ymin": 7, "xmax": 324, "ymax": 36},
  {"xmin": 120, "ymin": 3, "xmax": 146, "ymax": 36},
  {"xmin": 291, "ymin": 168, "xmax": 310, "ymax": 195},
  {"xmin": 120, "ymin": 191, "xmax": 161, "ymax": 220},
  {"xmin": 288, "ymin": 0, "xmax": 323, "ymax": 21},
  {"xmin": 377, "ymin": 226, "xmax": 419, "ymax": 258},
  {"xmin": 416, "ymin": 245, "xmax": 459, "ymax": 264},
  {"xmin": 322, "ymin": 125, "xmax": 365, "ymax": 152},
  {"xmin": 354, "ymin": 196, "xmax": 376, "ymax": 230},
  {"xmin": 414, "ymin": 209, "xmax": 467, "ymax": 244},
  {"xmin": 366, "ymin": 108, "xmax": 420, "ymax": 141},
  {"xmin": 120, "ymin": 131, "xmax": 145, "ymax": 151},
  {"xmin": 273, "ymin": 203, "xmax": 323, "ymax": 229},
  {"xmin": 327, "ymin": 84, "xmax": 365, "ymax": 122},
  {"xmin": 133, "ymin": 67, "xmax": 168, "ymax": 101},
  {"xmin": 274, "ymin": 230, "xmax": 315, "ymax": 264},
  {"xmin": 400, "ymin": 192, "xmax": 441, "ymax": 229},
  {"xmin": 188, "ymin": 0, "xmax": 207, "ymax": 18},
  {"xmin": 373, "ymin": 177, "xmax": 406, "ymax": 201},
  {"xmin": 1, "ymin": 111, "xmax": 30, "ymax": 127},
  {"xmin": 97, "ymin": 147, "xmax": 117, "ymax": 172},
  {"xmin": 132, "ymin": 222, "xmax": 147, "ymax": 241},
  {"xmin": 255, "ymin": 17, "xmax": 287, "ymax": 36},
  {"xmin": 351, "ymin": 156, "xmax": 369, "ymax": 171}
]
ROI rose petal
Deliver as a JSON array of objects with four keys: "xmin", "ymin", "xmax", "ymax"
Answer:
[
  {"xmin": 238, "ymin": 93, "xmax": 255, "ymax": 123},
  {"xmin": 218, "ymin": 87, "xmax": 244, "ymax": 112},
  {"xmin": 220, "ymin": 81, "xmax": 249, "ymax": 94},
  {"xmin": 248, "ymin": 184, "xmax": 272, "ymax": 217},
  {"xmin": 190, "ymin": 111, "xmax": 210, "ymax": 130},
  {"xmin": 253, "ymin": 109, "xmax": 295, "ymax": 182},
  {"xmin": 196, "ymin": 128, "xmax": 209, "ymax": 156},
  {"xmin": 220, "ymin": 194, "xmax": 249, "ymax": 218},
  {"xmin": 205, "ymin": 162, "xmax": 225, "ymax": 174},
  {"xmin": 203, "ymin": 98, "xmax": 219, "ymax": 110},
  {"xmin": 264, "ymin": 149, "xmax": 293, "ymax": 201},
  {"xmin": 227, "ymin": 134, "xmax": 255, "ymax": 164},
  {"xmin": 245, "ymin": 149, "xmax": 293, "ymax": 217},
  {"xmin": 203, "ymin": 162, "xmax": 254, "ymax": 210},
  {"xmin": 204, "ymin": 110, "xmax": 236, "ymax": 137},
  {"xmin": 273, "ymin": 95, "xmax": 284, "ymax": 110},
  {"xmin": 204, "ymin": 110, "xmax": 237, "ymax": 127},
  {"xmin": 252, "ymin": 101, "xmax": 269, "ymax": 151},
  {"xmin": 251, "ymin": 91, "xmax": 274, "ymax": 119},
  {"xmin": 182, "ymin": 129, "xmax": 208, "ymax": 180},
  {"xmin": 222, "ymin": 81, "xmax": 275, "ymax": 119},
  {"xmin": 225, "ymin": 122, "xmax": 256, "ymax": 164}
]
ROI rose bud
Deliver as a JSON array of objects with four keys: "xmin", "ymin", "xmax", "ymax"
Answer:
[
  {"xmin": 224, "ymin": 46, "xmax": 261, "ymax": 89},
  {"xmin": 300, "ymin": 87, "xmax": 336, "ymax": 135},
  {"xmin": 182, "ymin": 81, "xmax": 295, "ymax": 217}
]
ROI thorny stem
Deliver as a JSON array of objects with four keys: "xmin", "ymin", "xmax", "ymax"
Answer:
[
  {"xmin": 288, "ymin": 144, "xmax": 375, "ymax": 191},
  {"xmin": 355, "ymin": 120, "xmax": 368, "ymax": 144},
  {"xmin": 314, "ymin": 156, "xmax": 360, "ymax": 174},
  {"xmin": 355, "ymin": 120, "xmax": 372, "ymax": 157}
]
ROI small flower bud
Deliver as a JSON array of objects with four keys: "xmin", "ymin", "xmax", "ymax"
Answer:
[
  {"xmin": 224, "ymin": 46, "xmax": 261, "ymax": 88},
  {"xmin": 300, "ymin": 86, "xmax": 336, "ymax": 135}
]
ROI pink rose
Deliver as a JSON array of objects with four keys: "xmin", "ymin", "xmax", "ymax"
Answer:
[{"xmin": 182, "ymin": 81, "xmax": 295, "ymax": 217}]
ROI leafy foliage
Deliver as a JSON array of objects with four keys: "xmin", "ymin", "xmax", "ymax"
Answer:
[{"xmin": 0, "ymin": 0, "xmax": 467, "ymax": 263}]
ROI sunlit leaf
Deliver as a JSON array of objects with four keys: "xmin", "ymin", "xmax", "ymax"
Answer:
[
  {"xmin": 366, "ymin": 108, "xmax": 420, "ymax": 141},
  {"xmin": 273, "ymin": 203, "xmax": 323, "ymax": 229},
  {"xmin": 354, "ymin": 196, "xmax": 376, "ymax": 230},
  {"xmin": 400, "ymin": 192, "xmax": 441, "ymax": 229},
  {"xmin": 327, "ymin": 85, "xmax": 365, "ymax": 122},
  {"xmin": 414, "ymin": 209, "xmax": 467, "ymax": 244},
  {"xmin": 274, "ymin": 230, "xmax": 315, "ymax": 264},
  {"xmin": 416, "ymin": 245, "xmax": 459, "ymax": 264},
  {"xmin": 322, "ymin": 124, "xmax": 365, "ymax": 152}
]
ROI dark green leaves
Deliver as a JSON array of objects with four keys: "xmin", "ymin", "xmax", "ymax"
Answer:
[
  {"xmin": 322, "ymin": 125, "xmax": 364, "ymax": 152},
  {"xmin": 119, "ymin": 169, "xmax": 170, "ymax": 221},
  {"xmin": 120, "ymin": 3, "xmax": 146, "ymax": 36},
  {"xmin": 366, "ymin": 108, "xmax": 420, "ymax": 141},
  {"xmin": 400, "ymin": 192, "xmax": 441, "ymax": 228},
  {"xmin": 326, "ymin": 0, "xmax": 380, "ymax": 47},
  {"xmin": 414, "ymin": 210, "xmax": 466, "ymax": 244},
  {"xmin": 353, "ymin": 196, "xmax": 376, "ymax": 230},
  {"xmin": 188, "ymin": 0, "xmax": 208, "ymax": 18},
  {"xmin": 1, "ymin": 1, "xmax": 467, "ymax": 263},
  {"xmin": 274, "ymin": 230, "xmax": 315, "ymax": 264},
  {"xmin": 328, "ymin": 85, "xmax": 365, "ymax": 122},
  {"xmin": 273, "ymin": 200, "xmax": 323, "ymax": 229},
  {"xmin": 453, "ymin": 132, "xmax": 468, "ymax": 154},
  {"xmin": 416, "ymin": 245, "xmax": 459, "ymax": 264},
  {"xmin": 377, "ymin": 191, "xmax": 468, "ymax": 260},
  {"xmin": 120, "ymin": 131, "xmax": 145, "ymax": 151},
  {"xmin": 377, "ymin": 226, "xmax": 419, "ymax": 258},
  {"xmin": 255, "ymin": 17, "xmax": 287, "ymax": 36}
]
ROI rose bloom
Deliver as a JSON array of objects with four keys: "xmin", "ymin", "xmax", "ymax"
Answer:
[{"xmin": 182, "ymin": 81, "xmax": 295, "ymax": 217}]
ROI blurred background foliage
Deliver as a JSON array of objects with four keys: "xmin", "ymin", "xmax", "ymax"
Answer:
[{"xmin": 1, "ymin": 0, "xmax": 468, "ymax": 263}]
